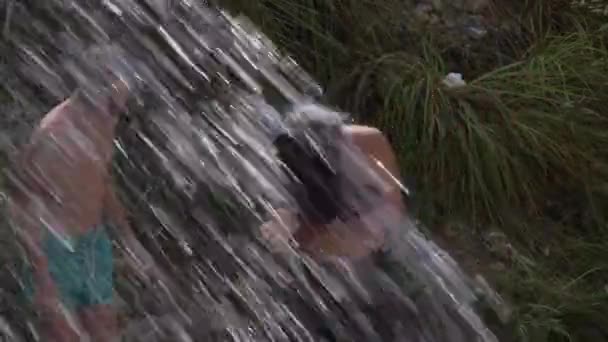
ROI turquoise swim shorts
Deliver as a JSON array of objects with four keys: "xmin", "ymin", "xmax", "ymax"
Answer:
[{"xmin": 22, "ymin": 224, "xmax": 114, "ymax": 310}]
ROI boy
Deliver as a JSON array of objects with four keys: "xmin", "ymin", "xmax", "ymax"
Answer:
[{"xmin": 7, "ymin": 45, "xmax": 156, "ymax": 341}]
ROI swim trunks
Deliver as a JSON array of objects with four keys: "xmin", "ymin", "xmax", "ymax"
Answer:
[{"xmin": 22, "ymin": 224, "xmax": 114, "ymax": 310}]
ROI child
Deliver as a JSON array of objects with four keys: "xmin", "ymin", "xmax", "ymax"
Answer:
[
  {"xmin": 7, "ymin": 44, "xmax": 156, "ymax": 342},
  {"xmin": 260, "ymin": 104, "xmax": 414, "ymax": 340}
]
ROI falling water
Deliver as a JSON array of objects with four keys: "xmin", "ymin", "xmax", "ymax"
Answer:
[{"xmin": 0, "ymin": 1, "xmax": 504, "ymax": 341}]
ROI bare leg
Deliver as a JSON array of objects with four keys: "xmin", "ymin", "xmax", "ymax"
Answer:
[
  {"xmin": 37, "ymin": 305, "xmax": 81, "ymax": 342},
  {"xmin": 79, "ymin": 304, "xmax": 119, "ymax": 342},
  {"xmin": 32, "ymin": 286, "xmax": 81, "ymax": 342},
  {"xmin": 39, "ymin": 316, "xmax": 81, "ymax": 342}
]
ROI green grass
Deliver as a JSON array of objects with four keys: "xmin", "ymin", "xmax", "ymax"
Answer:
[
  {"xmin": 221, "ymin": 0, "xmax": 608, "ymax": 340},
  {"xmin": 495, "ymin": 215, "xmax": 608, "ymax": 341}
]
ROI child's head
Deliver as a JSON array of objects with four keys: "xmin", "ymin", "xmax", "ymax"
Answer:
[
  {"xmin": 274, "ymin": 104, "xmax": 349, "ymax": 225},
  {"xmin": 66, "ymin": 43, "xmax": 139, "ymax": 116}
]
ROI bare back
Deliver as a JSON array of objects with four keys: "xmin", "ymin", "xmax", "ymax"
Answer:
[
  {"xmin": 21, "ymin": 97, "xmax": 116, "ymax": 236},
  {"xmin": 296, "ymin": 125, "xmax": 406, "ymax": 260}
]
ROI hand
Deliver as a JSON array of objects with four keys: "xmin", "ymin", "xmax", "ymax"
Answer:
[
  {"xmin": 260, "ymin": 209, "xmax": 299, "ymax": 252},
  {"xmin": 260, "ymin": 221, "xmax": 291, "ymax": 252}
]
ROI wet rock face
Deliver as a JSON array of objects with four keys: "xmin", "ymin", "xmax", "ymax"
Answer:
[
  {"xmin": 410, "ymin": 0, "xmax": 492, "ymax": 41},
  {"xmin": 572, "ymin": 0, "xmax": 608, "ymax": 15},
  {"xmin": 412, "ymin": 0, "xmax": 608, "ymax": 38},
  {"xmin": 418, "ymin": 0, "xmax": 491, "ymax": 14}
]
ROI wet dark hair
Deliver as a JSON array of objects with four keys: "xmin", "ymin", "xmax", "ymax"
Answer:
[{"xmin": 274, "ymin": 119, "xmax": 352, "ymax": 225}]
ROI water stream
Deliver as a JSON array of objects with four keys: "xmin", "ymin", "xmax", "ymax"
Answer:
[{"xmin": 1, "ymin": 1, "xmax": 501, "ymax": 341}]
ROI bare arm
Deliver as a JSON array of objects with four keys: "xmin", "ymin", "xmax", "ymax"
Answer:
[
  {"xmin": 8, "ymin": 194, "xmax": 51, "ymax": 282},
  {"xmin": 7, "ymin": 142, "xmax": 53, "ymax": 277},
  {"xmin": 260, "ymin": 208, "xmax": 301, "ymax": 252},
  {"xmin": 6, "ymin": 155, "xmax": 61, "ymax": 309}
]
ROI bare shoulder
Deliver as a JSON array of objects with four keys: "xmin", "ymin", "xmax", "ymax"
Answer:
[
  {"xmin": 343, "ymin": 124, "xmax": 401, "ymax": 176},
  {"xmin": 37, "ymin": 97, "xmax": 74, "ymax": 132},
  {"xmin": 343, "ymin": 125, "xmax": 382, "ymax": 137},
  {"xmin": 15, "ymin": 98, "xmax": 78, "ymax": 181},
  {"xmin": 27, "ymin": 97, "xmax": 77, "ymax": 156},
  {"xmin": 343, "ymin": 125, "xmax": 390, "ymax": 151}
]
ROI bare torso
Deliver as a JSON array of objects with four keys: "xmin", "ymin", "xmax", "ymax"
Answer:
[{"xmin": 24, "ymin": 97, "xmax": 116, "ymax": 237}]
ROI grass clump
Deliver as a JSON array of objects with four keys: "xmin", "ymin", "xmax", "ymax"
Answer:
[
  {"xmin": 221, "ymin": 0, "xmax": 608, "ymax": 340},
  {"xmin": 363, "ymin": 29, "xmax": 608, "ymax": 225}
]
